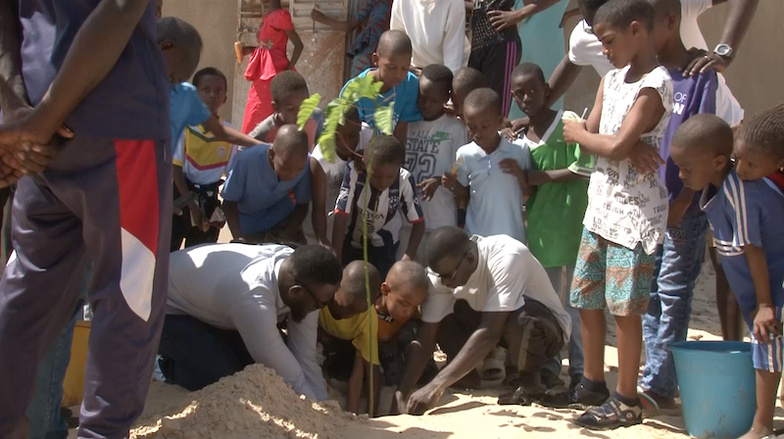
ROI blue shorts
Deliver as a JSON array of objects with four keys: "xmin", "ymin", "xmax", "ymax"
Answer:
[
  {"xmin": 570, "ymin": 228, "xmax": 656, "ymax": 316},
  {"xmin": 751, "ymin": 307, "xmax": 784, "ymax": 373}
]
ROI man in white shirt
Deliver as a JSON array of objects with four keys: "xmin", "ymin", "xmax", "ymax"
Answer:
[
  {"xmin": 389, "ymin": 0, "xmax": 467, "ymax": 73},
  {"xmin": 158, "ymin": 243, "xmax": 342, "ymax": 400},
  {"xmin": 391, "ymin": 226, "xmax": 571, "ymax": 414},
  {"xmin": 544, "ymin": 0, "xmax": 757, "ymax": 126}
]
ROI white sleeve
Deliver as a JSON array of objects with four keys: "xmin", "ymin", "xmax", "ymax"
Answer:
[
  {"xmin": 567, "ymin": 21, "xmax": 593, "ymax": 66},
  {"xmin": 390, "ymin": 0, "xmax": 404, "ymax": 31},
  {"xmin": 442, "ymin": 0, "xmax": 467, "ymax": 73},
  {"xmin": 228, "ymin": 289, "xmax": 318, "ymax": 400},
  {"xmin": 420, "ymin": 274, "xmax": 457, "ymax": 323},
  {"xmin": 173, "ymin": 130, "xmax": 186, "ymax": 167},
  {"xmin": 287, "ymin": 310, "xmax": 328, "ymax": 400},
  {"xmin": 482, "ymin": 253, "xmax": 527, "ymax": 312},
  {"xmin": 681, "ymin": 0, "xmax": 712, "ymax": 19}
]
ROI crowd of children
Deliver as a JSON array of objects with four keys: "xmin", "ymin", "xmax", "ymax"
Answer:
[{"xmin": 1, "ymin": 0, "xmax": 781, "ymax": 437}]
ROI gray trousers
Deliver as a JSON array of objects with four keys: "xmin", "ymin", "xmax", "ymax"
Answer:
[{"xmin": 0, "ymin": 135, "xmax": 171, "ymax": 439}]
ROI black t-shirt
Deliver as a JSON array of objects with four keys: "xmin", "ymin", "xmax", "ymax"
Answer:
[{"xmin": 19, "ymin": 0, "xmax": 170, "ymax": 141}]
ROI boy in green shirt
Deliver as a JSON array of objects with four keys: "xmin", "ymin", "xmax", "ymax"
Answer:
[{"xmin": 509, "ymin": 62, "xmax": 589, "ymax": 390}]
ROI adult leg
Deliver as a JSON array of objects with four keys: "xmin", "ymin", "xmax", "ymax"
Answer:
[
  {"xmin": 0, "ymin": 177, "xmax": 89, "ymax": 439},
  {"xmin": 158, "ymin": 315, "xmax": 253, "ymax": 390},
  {"xmin": 641, "ymin": 212, "xmax": 707, "ymax": 402},
  {"xmin": 470, "ymin": 38, "xmax": 521, "ymax": 118},
  {"xmin": 74, "ymin": 137, "xmax": 172, "ymax": 437}
]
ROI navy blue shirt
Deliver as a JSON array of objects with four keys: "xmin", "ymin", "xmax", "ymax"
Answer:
[{"xmin": 19, "ymin": 0, "xmax": 170, "ymax": 141}]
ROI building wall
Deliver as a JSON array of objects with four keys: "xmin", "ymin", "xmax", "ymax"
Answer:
[{"xmin": 162, "ymin": 0, "xmax": 239, "ymax": 122}]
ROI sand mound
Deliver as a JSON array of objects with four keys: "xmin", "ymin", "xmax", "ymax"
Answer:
[{"xmin": 131, "ymin": 364, "xmax": 360, "ymax": 439}]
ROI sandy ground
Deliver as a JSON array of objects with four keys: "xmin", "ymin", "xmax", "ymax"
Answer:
[{"xmin": 64, "ymin": 233, "xmax": 782, "ymax": 438}]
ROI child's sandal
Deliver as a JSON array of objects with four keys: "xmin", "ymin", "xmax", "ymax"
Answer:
[{"xmin": 574, "ymin": 396, "xmax": 643, "ymax": 430}]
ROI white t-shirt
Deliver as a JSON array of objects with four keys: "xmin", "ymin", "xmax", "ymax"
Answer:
[
  {"xmin": 166, "ymin": 243, "xmax": 327, "ymax": 401},
  {"xmin": 404, "ymin": 115, "xmax": 469, "ymax": 229},
  {"xmin": 390, "ymin": 0, "xmax": 466, "ymax": 73},
  {"xmin": 421, "ymin": 235, "xmax": 571, "ymax": 342},
  {"xmin": 568, "ymin": 0, "xmax": 744, "ymax": 126},
  {"xmin": 456, "ymin": 137, "xmax": 532, "ymax": 244}
]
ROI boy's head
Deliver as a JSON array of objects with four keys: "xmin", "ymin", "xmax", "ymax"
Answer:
[
  {"xmin": 373, "ymin": 30, "xmax": 413, "ymax": 90},
  {"xmin": 510, "ymin": 63, "xmax": 549, "ymax": 118},
  {"xmin": 157, "ymin": 17, "xmax": 202, "ymax": 83},
  {"xmin": 463, "ymin": 88, "xmax": 503, "ymax": 150},
  {"xmin": 336, "ymin": 106, "xmax": 362, "ymax": 161},
  {"xmin": 670, "ymin": 114, "xmax": 734, "ymax": 190},
  {"xmin": 650, "ymin": 0, "xmax": 682, "ymax": 55},
  {"xmin": 270, "ymin": 124, "xmax": 310, "ymax": 181},
  {"xmin": 578, "ymin": 0, "xmax": 610, "ymax": 26},
  {"xmin": 381, "ymin": 261, "xmax": 429, "ymax": 322},
  {"xmin": 193, "ymin": 67, "xmax": 228, "ymax": 115},
  {"xmin": 735, "ymin": 104, "xmax": 784, "ymax": 181},
  {"xmin": 452, "ymin": 68, "xmax": 487, "ymax": 119},
  {"xmin": 366, "ymin": 135, "xmax": 405, "ymax": 191},
  {"xmin": 329, "ymin": 261, "xmax": 382, "ymax": 320},
  {"xmin": 418, "ymin": 64, "xmax": 453, "ymax": 121},
  {"xmin": 271, "ymin": 71, "xmax": 310, "ymax": 125},
  {"xmin": 593, "ymin": 0, "xmax": 655, "ymax": 69},
  {"xmin": 426, "ymin": 226, "xmax": 477, "ymax": 289}
]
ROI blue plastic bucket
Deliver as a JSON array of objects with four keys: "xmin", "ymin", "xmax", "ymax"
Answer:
[{"xmin": 671, "ymin": 341, "xmax": 756, "ymax": 438}]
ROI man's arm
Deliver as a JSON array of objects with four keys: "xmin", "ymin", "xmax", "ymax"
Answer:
[
  {"xmin": 284, "ymin": 203, "xmax": 309, "ymax": 238},
  {"xmin": 310, "ymin": 9, "xmax": 360, "ymax": 32},
  {"xmin": 546, "ymin": 56, "xmax": 584, "ymax": 108},
  {"xmin": 202, "ymin": 115, "xmax": 260, "ymax": 148},
  {"xmin": 403, "ymin": 221, "xmax": 425, "ymax": 261},
  {"xmin": 684, "ymin": 0, "xmax": 759, "ymax": 75},
  {"xmin": 0, "ymin": 0, "xmax": 27, "ymax": 113},
  {"xmin": 287, "ymin": 310, "xmax": 328, "ymax": 400},
  {"xmin": 25, "ymin": 0, "xmax": 153, "ymax": 140},
  {"xmin": 442, "ymin": 0, "xmax": 467, "ymax": 73},
  {"xmin": 407, "ymin": 311, "xmax": 510, "ymax": 415},
  {"xmin": 391, "ymin": 320, "xmax": 440, "ymax": 414},
  {"xmin": 224, "ymin": 201, "xmax": 243, "ymax": 240},
  {"xmin": 331, "ymin": 213, "xmax": 349, "ymax": 263}
]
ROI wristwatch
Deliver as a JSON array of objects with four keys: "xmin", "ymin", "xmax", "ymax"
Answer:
[{"xmin": 714, "ymin": 43, "xmax": 734, "ymax": 59}]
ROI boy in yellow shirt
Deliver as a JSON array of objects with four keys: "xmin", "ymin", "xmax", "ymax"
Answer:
[{"xmin": 319, "ymin": 260, "xmax": 429, "ymax": 416}]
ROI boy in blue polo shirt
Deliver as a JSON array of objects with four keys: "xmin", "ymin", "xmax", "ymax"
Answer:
[
  {"xmin": 0, "ymin": 1, "xmax": 170, "ymax": 436},
  {"xmin": 222, "ymin": 125, "xmax": 312, "ymax": 244},
  {"xmin": 671, "ymin": 113, "xmax": 784, "ymax": 439},
  {"xmin": 340, "ymin": 30, "xmax": 421, "ymax": 145},
  {"xmin": 442, "ymin": 88, "xmax": 531, "ymax": 243}
]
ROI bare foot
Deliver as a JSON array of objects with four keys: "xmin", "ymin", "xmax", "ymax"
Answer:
[{"xmin": 738, "ymin": 425, "xmax": 775, "ymax": 439}]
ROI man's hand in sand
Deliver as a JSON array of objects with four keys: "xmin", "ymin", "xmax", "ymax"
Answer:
[{"xmin": 407, "ymin": 382, "xmax": 444, "ymax": 415}]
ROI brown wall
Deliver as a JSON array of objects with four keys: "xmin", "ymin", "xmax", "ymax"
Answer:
[{"xmin": 162, "ymin": 0, "xmax": 239, "ymax": 122}]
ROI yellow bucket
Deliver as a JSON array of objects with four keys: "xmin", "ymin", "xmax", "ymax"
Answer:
[{"xmin": 61, "ymin": 320, "xmax": 90, "ymax": 408}]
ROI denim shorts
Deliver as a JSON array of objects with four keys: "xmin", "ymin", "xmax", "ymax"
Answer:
[{"xmin": 570, "ymin": 228, "xmax": 656, "ymax": 316}]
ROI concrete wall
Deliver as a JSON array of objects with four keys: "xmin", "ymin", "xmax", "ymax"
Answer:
[{"xmin": 162, "ymin": 0, "xmax": 239, "ymax": 122}]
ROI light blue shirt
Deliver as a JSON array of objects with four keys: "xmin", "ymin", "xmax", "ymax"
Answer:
[
  {"xmin": 169, "ymin": 82, "xmax": 211, "ymax": 150},
  {"xmin": 456, "ymin": 137, "xmax": 531, "ymax": 243},
  {"xmin": 222, "ymin": 144, "xmax": 312, "ymax": 236}
]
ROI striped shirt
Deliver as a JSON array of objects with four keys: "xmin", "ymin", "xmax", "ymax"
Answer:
[
  {"xmin": 701, "ymin": 169, "xmax": 784, "ymax": 324},
  {"xmin": 174, "ymin": 121, "xmax": 237, "ymax": 185}
]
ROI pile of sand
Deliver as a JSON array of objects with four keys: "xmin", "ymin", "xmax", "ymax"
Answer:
[{"xmin": 131, "ymin": 364, "xmax": 360, "ymax": 439}]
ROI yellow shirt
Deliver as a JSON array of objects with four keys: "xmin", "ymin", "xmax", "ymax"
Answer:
[{"xmin": 318, "ymin": 307, "xmax": 379, "ymax": 365}]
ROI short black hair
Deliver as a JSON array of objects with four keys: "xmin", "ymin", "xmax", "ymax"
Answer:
[
  {"xmin": 342, "ymin": 261, "xmax": 382, "ymax": 305},
  {"xmin": 421, "ymin": 64, "xmax": 454, "ymax": 93},
  {"xmin": 193, "ymin": 67, "xmax": 228, "ymax": 90},
  {"xmin": 376, "ymin": 30, "xmax": 413, "ymax": 59},
  {"xmin": 453, "ymin": 67, "xmax": 487, "ymax": 96},
  {"xmin": 368, "ymin": 135, "xmax": 405, "ymax": 167},
  {"xmin": 512, "ymin": 62, "xmax": 546, "ymax": 85},
  {"xmin": 157, "ymin": 17, "xmax": 202, "ymax": 79},
  {"xmin": 426, "ymin": 227, "xmax": 471, "ymax": 268},
  {"xmin": 582, "ymin": 0, "xmax": 610, "ymax": 13},
  {"xmin": 671, "ymin": 113, "xmax": 734, "ymax": 157},
  {"xmin": 740, "ymin": 103, "xmax": 784, "ymax": 161},
  {"xmin": 463, "ymin": 88, "xmax": 502, "ymax": 117},
  {"xmin": 594, "ymin": 0, "xmax": 655, "ymax": 32},
  {"xmin": 273, "ymin": 124, "xmax": 310, "ymax": 158},
  {"xmin": 290, "ymin": 245, "xmax": 343, "ymax": 288},
  {"xmin": 270, "ymin": 70, "xmax": 309, "ymax": 103}
]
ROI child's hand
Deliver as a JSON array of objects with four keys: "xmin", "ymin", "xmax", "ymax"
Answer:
[
  {"xmin": 188, "ymin": 203, "xmax": 209, "ymax": 232},
  {"xmin": 562, "ymin": 119, "xmax": 586, "ymax": 144},
  {"xmin": 499, "ymin": 158, "xmax": 524, "ymax": 180},
  {"xmin": 441, "ymin": 171, "xmax": 459, "ymax": 192},
  {"xmin": 753, "ymin": 304, "xmax": 781, "ymax": 344},
  {"xmin": 501, "ymin": 127, "xmax": 518, "ymax": 141},
  {"xmin": 629, "ymin": 141, "xmax": 665, "ymax": 175},
  {"xmin": 417, "ymin": 177, "xmax": 441, "ymax": 201},
  {"xmin": 310, "ymin": 9, "xmax": 327, "ymax": 21}
]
